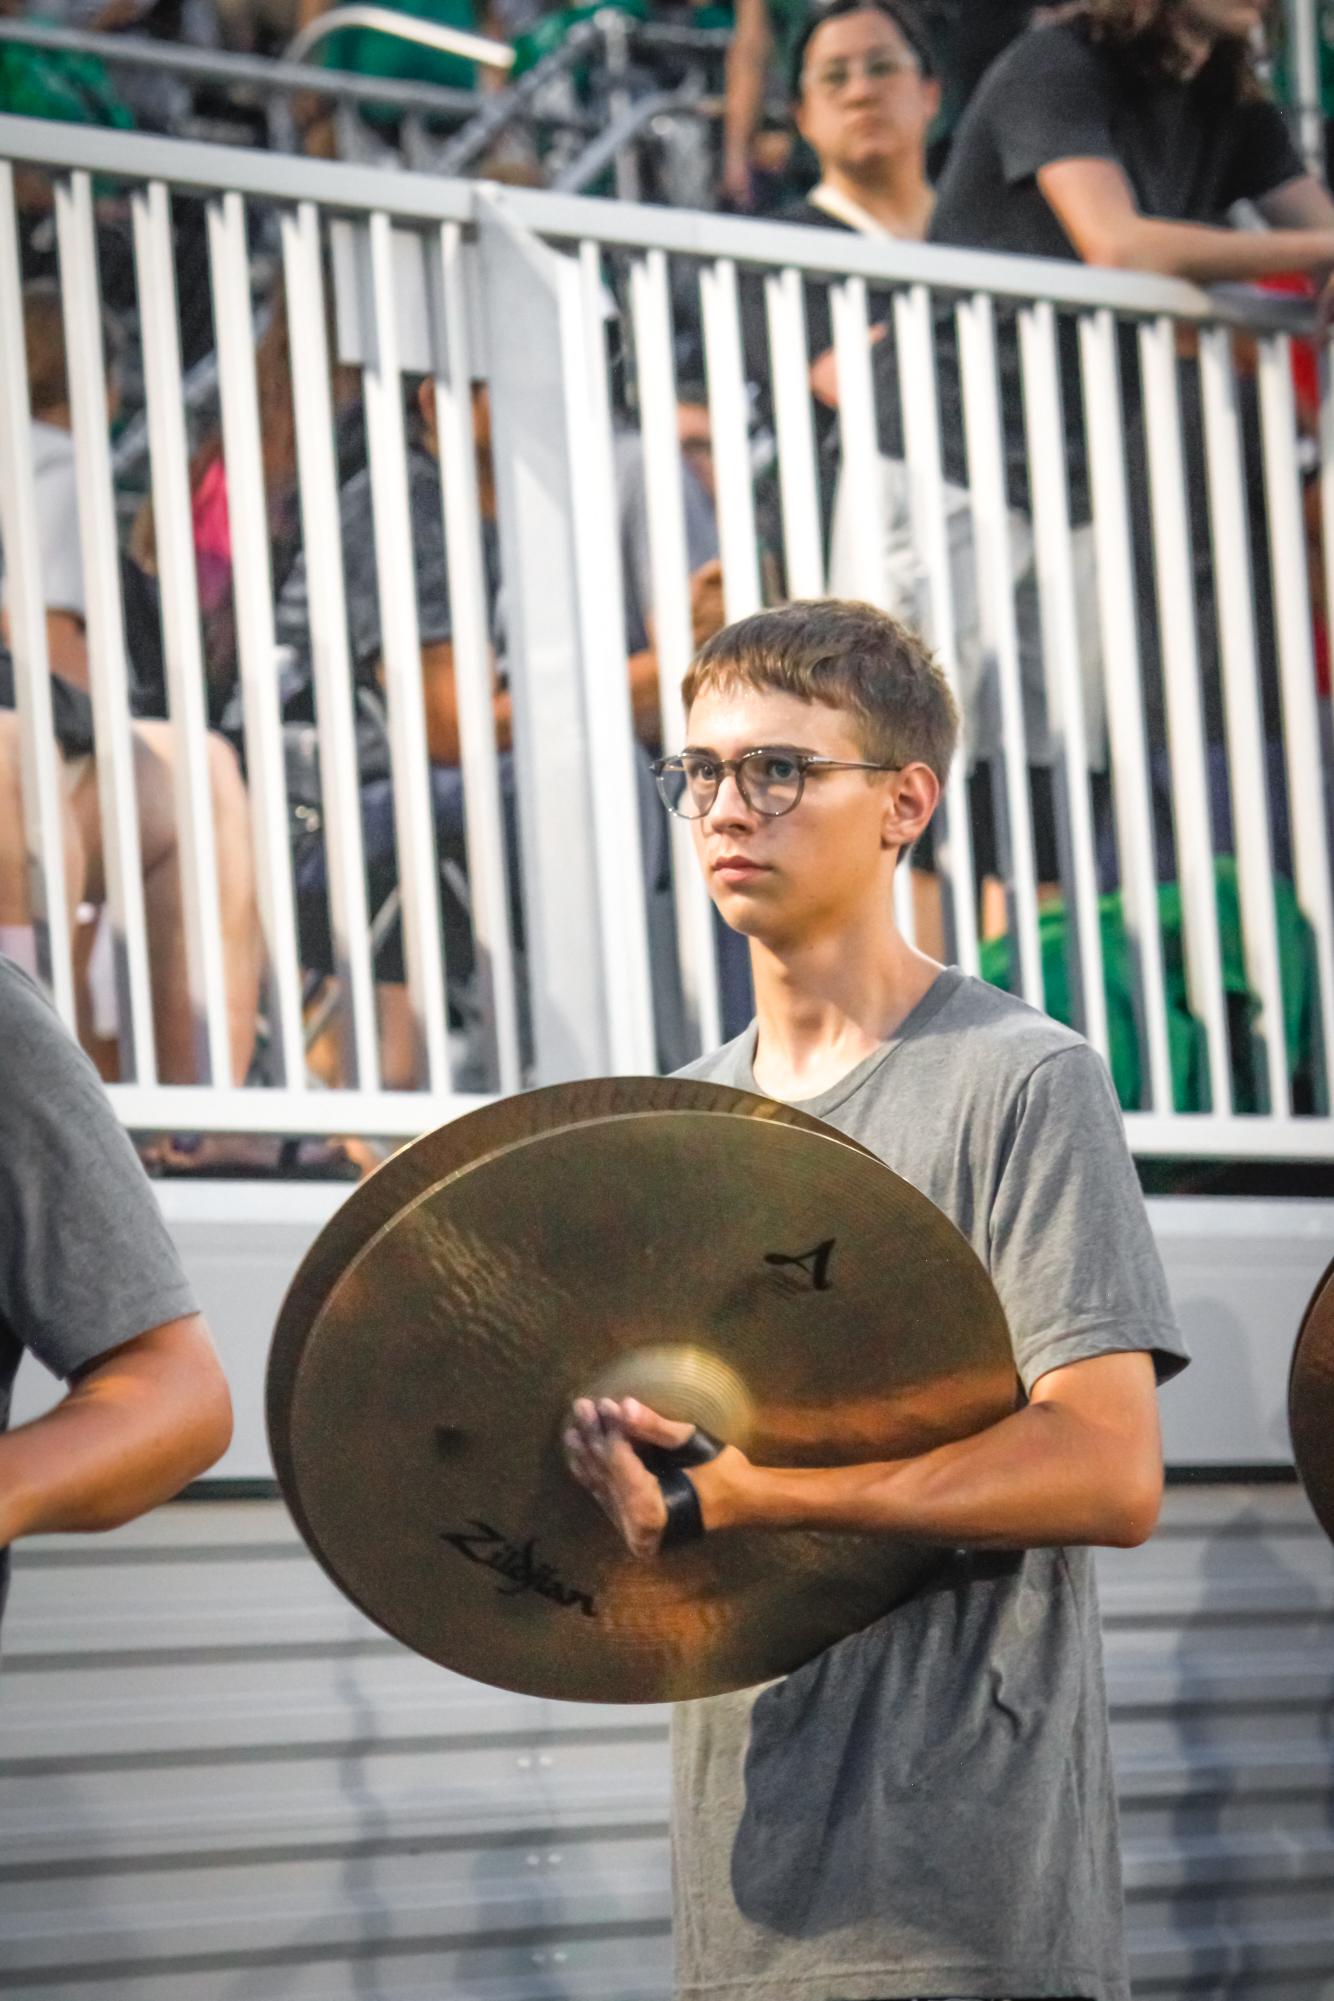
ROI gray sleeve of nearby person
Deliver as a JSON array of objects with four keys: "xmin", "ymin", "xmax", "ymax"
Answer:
[
  {"xmin": 989, "ymin": 27, "xmax": 1120, "ymax": 187},
  {"xmin": 987, "ymin": 1042, "xmax": 1189, "ymax": 1394},
  {"xmin": 33, "ymin": 445, "xmax": 86, "ymax": 619},
  {"xmin": 0, "ymin": 964, "xmax": 197, "ymax": 1381}
]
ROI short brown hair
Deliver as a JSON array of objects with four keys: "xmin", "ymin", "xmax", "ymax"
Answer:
[{"xmin": 682, "ymin": 598, "xmax": 959, "ymax": 785}]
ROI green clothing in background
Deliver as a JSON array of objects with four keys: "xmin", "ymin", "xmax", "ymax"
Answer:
[
  {"xmin": 0, "ymin": 27, "xmax": 133, "ymax": 129},
  {"xmin": 317, "ymin": 0, "xmax": 484, "ymax": 95},
  {"xmin": 980, "ymin": 859, "xmax": 1321, "ymax": 1114}
]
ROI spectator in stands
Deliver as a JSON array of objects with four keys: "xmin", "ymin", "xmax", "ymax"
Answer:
[
  {"xmin": 0, "ymin": 953, "xmax": 233, "ymax": 1643},
  {"xmin": 722, "ymin": 0, "xmax": 810, "ymax": 210},
  {"xmin": 0, "ymin": 285, "xmax": 262, "ymax": 1087},
  {"xmin": 933, "ymin": 1, "xmax": 1334, "ymax": 301},
  {"xmin": 930, "ymin": 0, "xmax": 1332, "ymax": 884}
]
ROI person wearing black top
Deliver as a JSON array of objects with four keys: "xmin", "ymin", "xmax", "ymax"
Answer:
[{"xmin": 925, "ymin": 0, "xmax": 1334, "ymax": 891}]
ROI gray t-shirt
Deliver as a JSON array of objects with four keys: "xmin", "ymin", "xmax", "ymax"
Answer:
[
  {"xmin": 0, "ymin": 961, "xmax": 198, "ymax": 1630},
  {"xmin": 671, "ymin": 966, "xmax": 1188, "ymax": 2001}
]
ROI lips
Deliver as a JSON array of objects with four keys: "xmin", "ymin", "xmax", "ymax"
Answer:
[{"xmin": 712, "ymin": 856, "xmax": 769, "ymax": 882}]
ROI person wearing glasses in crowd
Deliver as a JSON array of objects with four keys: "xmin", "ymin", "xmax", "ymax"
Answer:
[{"xmin": 564, "ymin": 594, "xmax": 1187, "ymax": 2001}]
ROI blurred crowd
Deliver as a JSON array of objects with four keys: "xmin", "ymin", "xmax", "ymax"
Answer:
[{"xmin": 2, "ymin": 0, "xmax": 1333, "ymax": 1142}]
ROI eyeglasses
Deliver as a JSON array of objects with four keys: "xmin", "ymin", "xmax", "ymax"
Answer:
[
  {"xmin": 653, "ymin": 745, "xmax": 898, "ymax": 820},
  {"xmin": 807, "ymin": 51, "xmax": 920, "ymax": 94}
]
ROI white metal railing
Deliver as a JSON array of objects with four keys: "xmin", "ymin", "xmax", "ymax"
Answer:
[{"xmin": 1, "ymin": 114, "xmax": 1332, "ymax": 1160}]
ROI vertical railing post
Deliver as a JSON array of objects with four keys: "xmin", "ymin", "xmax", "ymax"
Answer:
[{"xmin": 475, "ymin": 191, "xmax": 641, "ymax": 1081}]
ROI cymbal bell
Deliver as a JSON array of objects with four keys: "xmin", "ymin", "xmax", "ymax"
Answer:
[
  {"xmin": 1290, "ymin": 1254, "xmax": 1334, "ymax": 1547},
  {"xmin": 269, "ymin": 1080, "xmax": 1019, "ymax": 1704}
]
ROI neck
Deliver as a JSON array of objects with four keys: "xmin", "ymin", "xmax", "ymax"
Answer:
[
  {"xmin": 748, "ymin": 893, "xmax": 943, "ymax": 1099},
  {"xmin": 821, "ymin": 158, "xmax": 934, "ymax": 237}
]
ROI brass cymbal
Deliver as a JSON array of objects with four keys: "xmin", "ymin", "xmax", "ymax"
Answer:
[
  {"xmin": 269, "ymin": 1080, "xmax": 1018, "ymax": 1703},
  {"xmin": 1290, "ymin": 1254, "xmax": 1334, "ymax": 1546}
]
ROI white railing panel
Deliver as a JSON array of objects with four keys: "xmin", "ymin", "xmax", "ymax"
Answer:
[
  {"xmin": 764, "ymin": 265, "xmax": 824, "ymax": 602},
  {"xmin": 53, "ymin": 172, "xmax": 157, "ymax": 1083},
  {"xmin": 628, "ymin": 247, "xmax": 722, "ymax": 1055},
  {"xmin": 206, "ymin": 190, "xmax": 306, "ymax": 1092},
  {"xmin": 0, "ymin": 166, "xmax": 77, "ymax": 1025},
  {"xmin": 891, "ymin": 284, "xmax": 979, "ymax": 975},
  {"xmin": 131, "ymin": 177, "xmax": 233, "ymax": 1084},
  {"xmin": 280, "ymin": 201, "xmax": 379, "ymax": 1094},
  {"xmin": 1079, "ymin": 307, "xmax": 1174, "ymax": 1115},
  {"xmin": 572, "ymin": 236, "xmax": 655, "ymax": 1074},
  {"xmin": 827, "ymin": 276, "xmax": 914, "ymax": 950},
  {"xmin": 699, "ymin": 258, "xmax": 762, "ymax": 621},
  {"xmin": 362, "ymin": 209, "xmax": 452, "ymax": 1092},
  {"xmin": 427, "ymin": 221, "xmax": 522, "ymax": 1095},
  {"xmin": 1018, "ymin": 299, "xmax": 1110, "ymax": 1067},
  {"xmin": 1, "ymin": 123, "xmax": 1328, "ymax": 1154},
  {"xmin": 1199, "ymin": 324, "xmax": 1291, "ymax": 1118},
  {"xmin": 1257, "ymin": 330, "xmax": 1334, "ymax": 1113},
  {"xmin": 1136, "ymin": 315, "xmax": 1232, "ymax": 1117},
  {"xmin": 956, "ymin": 291, "xmax": 1043, "ymax": 1005}
]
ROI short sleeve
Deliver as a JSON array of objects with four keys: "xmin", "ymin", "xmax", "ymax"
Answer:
[
  {"xmin": 33, "ymin": 447, "xmax": 86, "ymax": 619},
  {"xmin": 988, "ymin": 26, "xmax": 1121, "ymax": 188},
  {"xmin": 1223, "ymin": 98, "xmax": 1307, "ymax": 208},
  {"xmin": 0, "ymin": 964, "xmax": 197, "ymax": 1381},
  {"xmin": 987, "ymin": 1043, "xmax": 1188, "ymax": 1394}
]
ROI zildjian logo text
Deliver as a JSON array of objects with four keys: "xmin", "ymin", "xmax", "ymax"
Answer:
[{"xmin": 441, "ymin": 1520, "xmax": 598, "ymax": 1617}]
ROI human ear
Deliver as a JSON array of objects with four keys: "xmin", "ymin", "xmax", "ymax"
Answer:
[{"xmin": 882, "ymin": 762, "xmax": 940, "ymax": 850}]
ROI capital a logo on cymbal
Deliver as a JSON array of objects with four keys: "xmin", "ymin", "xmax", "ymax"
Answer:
[
  {"xmin": 441, "ymin": 1519, "xmax": 598, "ymax": 1618},
  {"xmin": 764, "ymin": 1237, "xmax": 836, "ymax": 1292}
]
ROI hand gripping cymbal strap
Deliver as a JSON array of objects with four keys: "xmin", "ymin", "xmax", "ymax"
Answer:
[{"xmin": 635, "ymin": 1428, "xmax": 723, "ymax": 1551}]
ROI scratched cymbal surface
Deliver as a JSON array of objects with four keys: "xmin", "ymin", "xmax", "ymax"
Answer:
[
  {"xmin": 1290, "ymin": 1255, "xmax": 1334, "ymax": 1547},
  {"xmin": 269, "ymin": 1082, "xmax": 1018, "ymax": 1703}
]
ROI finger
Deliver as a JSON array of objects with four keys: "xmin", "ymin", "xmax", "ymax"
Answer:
[{"xmin": 617, "ymin": 1397, "xmax": 698, "ymax": 1451}]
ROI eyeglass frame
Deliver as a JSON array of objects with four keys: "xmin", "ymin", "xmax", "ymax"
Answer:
[
  {"xmin": 652, "ymin": 744, "xmax": 902, "ymax": 820},
  {"xmin": 804, "ymin": 50, "xmax": 923, "ymax": 95}
]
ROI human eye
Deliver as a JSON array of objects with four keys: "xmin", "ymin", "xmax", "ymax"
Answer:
[
  {"xmin": 818, "ymin": 63, "xmax": 848, "ymax": 90},
  {"xmin": 756, "ymin": 750, "xmax": 800, "ymax": 783}
]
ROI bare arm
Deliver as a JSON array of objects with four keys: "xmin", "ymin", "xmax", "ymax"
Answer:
[
  {"xmin": 1038, "ymin": 157, "xmax": 1334, "ymax": 283},
  {"xmin": 1258, "ymin": 174, "xmax": 1334, "ymax": 232},
  {"xmin": 0, "ymin": 1314, "xmax": 233, "ymax": 1546},
  {"xmin": 381, "ymin": 640, "xmax": 513, "ymax": 768},
  {"xmin": 722, "ymin": 0, "xmax": 773, "ymax": 208},
  {"xmin": 566, "ymin": 1349, "xmax": 1164, "ymax": 1558}
]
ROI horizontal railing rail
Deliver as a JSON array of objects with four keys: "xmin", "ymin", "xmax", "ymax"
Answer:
[
  {"xmin": 1, "ymin": 115, "xmax": 1331, "ymax": 1159},
  {"xmin": 285, "ymin": 6, "xmax": 515, "ymax": 73}
]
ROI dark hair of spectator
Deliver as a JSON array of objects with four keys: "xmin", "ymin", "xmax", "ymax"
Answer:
[
  {"xmin": 789, "ymin": 0, "xmax": 937, "ymax": 101},
  {"xmin": 682, "ymin": 599, "xmax": 959, "ymax": 786},
  {"xmin": 22, "ymin": 284, "xmax": 69, "ymax": 417},
  {"xmin": 1045, "ymin": 0, "xmax": 1262, "ymax": 101}
]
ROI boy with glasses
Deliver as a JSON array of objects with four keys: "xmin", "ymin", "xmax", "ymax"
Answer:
[{"xmin": 566, "ymin": 597, "xmax": 1187, "ymax": 2001}]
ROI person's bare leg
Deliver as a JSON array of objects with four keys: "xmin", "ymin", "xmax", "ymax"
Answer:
[
  {"xmin": 0, "ymin": 711, "xmax": 86, "ymax": 934},
  {"xmin": 76, "ymin": 723, "xmax": 262, "ymax": 1085}
]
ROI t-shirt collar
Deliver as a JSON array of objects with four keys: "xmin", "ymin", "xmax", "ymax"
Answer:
[
  {"xmin": 738, "ymin": 964, "xmax": 967, "ymax": 1117},
  {"xmin": 808, "ymin": 181, "xmax": 899, "ymax": 238}
]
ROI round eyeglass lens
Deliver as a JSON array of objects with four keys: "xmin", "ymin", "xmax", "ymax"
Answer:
[{"xmin": 742, "ymin": 750, "xmax": 803, "ymax": 815}]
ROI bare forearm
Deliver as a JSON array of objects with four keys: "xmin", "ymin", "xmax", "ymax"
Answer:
[
  {"xmin": 697, "ymin": 1398, "xmax": 1162, "ymax": 1551},
  {"xmin": 1095, "ymin": 215, "xmax": 1334, "ymax": 285},
  {"xmin": 723, "ymin": 17, "xmax": 770, "ymax": 173},
  {"xmin": 0, "ymin": 1327, "xmax": 232, "ymax": 1544}
]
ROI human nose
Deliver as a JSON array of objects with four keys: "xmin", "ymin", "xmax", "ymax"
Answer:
[{"xmin": 704, "ymin": 764, "xmax": 755, "ymax": 828}]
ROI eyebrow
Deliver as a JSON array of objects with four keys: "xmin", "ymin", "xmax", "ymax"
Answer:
[{"xmin": 680, "ymin": 741, "xmax": 823, "ymax": 758}]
